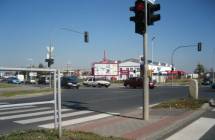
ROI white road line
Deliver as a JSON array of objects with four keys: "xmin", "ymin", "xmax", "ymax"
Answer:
[
  {"xmin": 0, "ymin": 107, "xmax": 51, "ymax": 115},
  {"xmin": 0, "ymin": 109, "xmax": 71, "ymax": 120},
  {"xmin": 39, "ymin": 113, "xmax": 112, "ymax": 128},
  {"xmin": 15, "ymin": 110, "xmax": 93, "ymax": 124},
  {"xmin": 139, "ymin": 103, "xmax": 160, "ymax": 109},
  {"xmin": 166, "ymin": 117, "xmax": 215, "ymax": 140},
  {"xmin": 0, "ymin": 106, "xmax": 35, "ymax": 111}
]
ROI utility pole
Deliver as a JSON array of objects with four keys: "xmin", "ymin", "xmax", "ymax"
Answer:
[
  {"xmin": 45, "ymin": 42, "xmax": 54, "ymax": 88},
  {"xmin": 143, "ymin": 0, "xmax": 149, "ymax": 120},
  {"xmin": 130, "ymin": 0, "xmax": 160, "ymax": 120}
]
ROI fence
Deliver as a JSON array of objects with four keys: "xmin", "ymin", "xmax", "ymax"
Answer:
[{"xmin": 0, "ymin": 67, "xmax": 62, "ymax": 138}]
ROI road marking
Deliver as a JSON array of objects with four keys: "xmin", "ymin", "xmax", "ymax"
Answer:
[
  {"xmin": 0, "ymin": 106, "xmax": 35, "ymax": 111},
  {"xmin": 166, "ymin": 117, "xmax": 215, "ymax": 140},
  {"xmin": 0, "ymin": 109, "xmax": 70, "ymax": 120},
  {"xmin": 39, "ymin": 113, "xmax": 112, "ymax": 128},
  {"xmin": 139, "ymin": 103, "xmax": 160, "ymax": 109},
  {"xmin": 15, "ymin": 110, "xmax": 93, "ymax": 124},
  {"xmin": 106, "ymin": 112, "xmax": 120, "ymax": 115},
  {"xmin": 0, "ymin": 107, "xmax": 51, "ymax": 115}
]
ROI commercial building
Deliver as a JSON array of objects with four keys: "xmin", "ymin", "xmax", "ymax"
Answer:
[{"xmin": 91, "ymin": 51, "xmax": 176, "ymax": 82}]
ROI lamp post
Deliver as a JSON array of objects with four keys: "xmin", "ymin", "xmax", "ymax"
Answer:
[{"xmin": 151, "ymin": 36, "xmax": 155, "ymax": 66}]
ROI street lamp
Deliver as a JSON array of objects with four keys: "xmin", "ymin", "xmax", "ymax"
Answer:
[{"xmin": 151, "ymin": 36, "xmax": 155, "ymax": 66}]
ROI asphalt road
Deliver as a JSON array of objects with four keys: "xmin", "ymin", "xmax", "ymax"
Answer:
[
  {"xmin": 0, "ymin": 85, "xmax": 214, "ymax": 134},
  {"xmin": 1, "ymin": 86, "xmax": 190, "ymax": 113}
]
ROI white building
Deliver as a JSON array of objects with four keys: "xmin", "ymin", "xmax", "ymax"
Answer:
[
  {"xmin": 118, "ymin": 58, "xmax": 173, "ymax": 82},
  {"xmin": 118, "ymin": 58, "xmax": 140, "ymax": 80}
]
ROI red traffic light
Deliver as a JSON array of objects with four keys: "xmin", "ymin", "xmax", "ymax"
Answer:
[{"xmin": 136, "ymin": 2, "xmax": 145, "ymax": 11}]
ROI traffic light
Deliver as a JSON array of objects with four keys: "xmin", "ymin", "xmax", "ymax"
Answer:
[
  {"xmin": 197, "ymin": 42, "xmax": 202, "ymax": 52},
  {"xmin": 84, "ymin": 31, "xmax": 89, "ymax": 43},
  {"xmin": 130, "ymin": 0, "xmax": 146, "ymax": 35},
  {"xmin": 147, "ymin": 3, "xmax": 160, "ymax": 25},
  {"xmin": 45, "ymin": 58, "xmax": 54, "ymax": 68}
]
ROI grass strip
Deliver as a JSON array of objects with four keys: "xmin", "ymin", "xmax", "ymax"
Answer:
[
  {"xmin": 153, "ymin": 98, "xmax": 208, "ymax": 110},
  {"xmin": 0, "ymin": 129, "xmax": 127, "ymax": 140},
  {"xmin": 0, "ymin": 83, "xmax": 16, "ymax": 88},
  {"xmin": 0, "ymin": 88, "xmax": 52, "ymax": 97}
]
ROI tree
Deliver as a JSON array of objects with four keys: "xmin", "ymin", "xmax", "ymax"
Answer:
[
  {"xmin": 38, "ymin": 63, "xmax": 45, "ymax": 68},
  {"xmin": 194, "ymin": 63, "xmax": 205, "ymax": 77}
]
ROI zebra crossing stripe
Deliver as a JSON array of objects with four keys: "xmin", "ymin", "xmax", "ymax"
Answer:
[
  {"xmin": 166, "ymin": 117, "xmax": 215, "ymax": 140},
  {"xmin": 0, "ymin": 106, "xmax": 35, "ymax": 111},
  {"xmin": 0, "ymin": 107, "xmax": 51, "ymax": 115},
  {"xmin": 15, "ymin": 110, "xmax": 93, "ymax": 124},
  {"xmin": 0, "ymin": 109, "xmax": 71, "ymax": 120},
  {"xmin": 39, "ymin": 113, "xmax": 112, "ymax": 128}
]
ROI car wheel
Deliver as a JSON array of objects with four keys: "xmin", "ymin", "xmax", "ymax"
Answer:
[{"xmin": 105, "ymin": 85, "xmax": 109, "ymax": 88}]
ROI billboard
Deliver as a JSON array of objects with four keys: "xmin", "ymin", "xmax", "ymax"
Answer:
[{"xmin": 94, "ymin": 63, "xmax": 118, "ymax": 76}]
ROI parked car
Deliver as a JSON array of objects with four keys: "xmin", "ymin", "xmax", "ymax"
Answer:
[
  {"xmin": 202, "ymin": 79, "xmax": 212, "ymax": 85},
  {"xmin": 211, "ymin": 83, "xmax": 215, "ymax": 89},
  {"xmin": 124, "ymin": 77, "xmax": 155, "ymax": 89},
  {"xmin": 83, "ymin": 77, "xmax": 111, "ymax": 88},
  {"xmin": 38, "ymin": 76, "xmax": 50, "ymax": 85},
  {"xmin": 61, "ymin": 76, "xmax": 80, "ymax": 89},
  {"xmin": 7, "ymin": 77, "xmax": 21, "ymax": 84}
]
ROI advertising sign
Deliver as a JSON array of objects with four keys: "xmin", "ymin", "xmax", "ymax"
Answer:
[{"xmin": 94, "ymin": 63, "xmax": 118, "ymax": 76}]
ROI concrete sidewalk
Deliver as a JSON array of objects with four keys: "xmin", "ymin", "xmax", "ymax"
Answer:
[{"xmin": 67, "ymin": 104, "xmax": 211, "ymax": 140}]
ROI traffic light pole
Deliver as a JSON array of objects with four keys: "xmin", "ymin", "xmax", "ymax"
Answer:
[
  {"xmin": 143, "ymin": 0, "xmax": 149, "ymax": 120},
  {"xmin": 171, "ymin": 44, "xmax": 199, "ymax": 87}
]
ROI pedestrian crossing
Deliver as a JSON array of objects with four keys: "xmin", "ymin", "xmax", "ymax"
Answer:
[
  {"xmin": 0, "ymin": 105, "xmax": 114, "ymax": 129},
  {"xmin": 166, "ymin": 110, "xmax": 215, "ymax": 140}
]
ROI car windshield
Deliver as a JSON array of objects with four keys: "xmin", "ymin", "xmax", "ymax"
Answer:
[{"xmin": 67, "ymin": 76, "xmax": 78, "ymax": 82}]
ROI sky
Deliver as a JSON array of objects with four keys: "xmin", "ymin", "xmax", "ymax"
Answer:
[{"xmin": 0, "ymin": 0, "xmax": 214, "ymax": 73}]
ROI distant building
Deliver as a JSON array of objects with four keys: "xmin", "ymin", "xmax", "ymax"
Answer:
[
  {"xmin": 92, "ymin": 51, "xmax": 119, "ymax": 80},
  {"xmin": 91, "ymin": 51, "xmax": 181, "ymax": 82},
  {"xmin": 118, "ymin": 58, "xmax": 140, "ymax": 80}
]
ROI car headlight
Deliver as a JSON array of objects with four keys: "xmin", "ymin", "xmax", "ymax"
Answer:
[{"xmin": 67, "ymin": 83, "xmax": 73, "ymax": 85}]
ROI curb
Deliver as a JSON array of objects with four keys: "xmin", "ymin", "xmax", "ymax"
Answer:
[{"xmin": 145, "ymin": 103, "xmax": 211, "ymax": 140}]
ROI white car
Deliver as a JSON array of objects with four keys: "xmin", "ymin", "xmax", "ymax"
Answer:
[{"xmin": 83, "ymin": 78, "xmax": 111, "ymax": 88}]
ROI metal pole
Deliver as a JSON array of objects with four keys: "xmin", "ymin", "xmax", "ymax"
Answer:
[
  {"xmin": 49, "ymin": 44, "xmax": 52, "ymax": 89},
  {"xmin": 143, "ymin": 0, "xmax": 149, "ymax": 120},
  {"xmin": 213, "ymin": 48, "xmax": 215, "ymax": 83},
  {"xmin": 54, "ymin": 71, "xmax": 57, "ymax": 129},
  {"xmin": 57, "ymin": 70, "xmax": 62, "ymax": 138},
  {"xmin": 170, "ymin": 45, "xmax": 196, "ymax": 87},
  {"xmin": 152, "ymin": 37, "xmax": 155, "ymax": 66}
]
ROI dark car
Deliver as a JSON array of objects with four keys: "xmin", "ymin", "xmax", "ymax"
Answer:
[
  {"xmin": 211, "ymin": 83, "xmax": 215, "ymax": 89},
  {"xmin": 7, "ymin": 77, "xmax": 21, "ymax": 84},
  {"xmin": 61, "ymin": 76, "xmax": 80, "ymax": 89},
  {"xmin": 38, "ymin": 76, "xmax": 50, "ymax": 85},
  {"xmin": 124, "ymin": 77, "xmax": 155, "ymax": 89}
]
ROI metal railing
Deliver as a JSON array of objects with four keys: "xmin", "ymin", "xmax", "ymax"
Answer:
[{"xmin": 0, "ymin": 67, "xmax": 62, "ymax": 138}]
